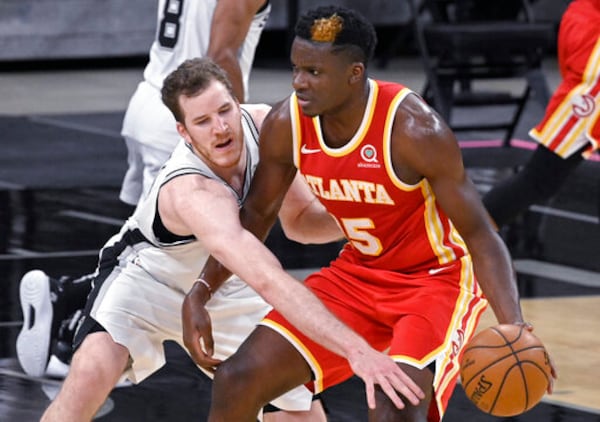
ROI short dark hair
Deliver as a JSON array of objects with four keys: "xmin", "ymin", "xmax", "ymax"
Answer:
[
  {"xmin": 295, "ymin": 5, "xmax": 377, "ymax": 67},
  {"xmin": 161, "ymin": 57, "xmax": 234, "ymax": 122}
]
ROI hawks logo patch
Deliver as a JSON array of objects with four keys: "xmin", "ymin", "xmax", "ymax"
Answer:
[{"xmin": 572, "ymin": 94, "xmax": 596, "ymax": 118}]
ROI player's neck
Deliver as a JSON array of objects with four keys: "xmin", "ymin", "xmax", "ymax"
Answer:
[
  {"xmin": 212, "ymin": 147, "xmax": 247, "ymax": 196},
  {"xmin": 321, "ymin": 83, "xmax": 370, "ymax": 148}
]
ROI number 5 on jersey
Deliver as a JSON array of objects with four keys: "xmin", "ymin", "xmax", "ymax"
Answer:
[{"xmin": 340, "ymin": 218, "xmax": 382, "ymax": 256}]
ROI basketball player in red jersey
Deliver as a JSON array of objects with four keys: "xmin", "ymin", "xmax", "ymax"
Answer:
[
  {"xmin": 483, "ymin": 0, "xmax": 600, "ymax": 227},
  {"xmin": 183, "ymin": 5, "xmax": 557, "ymax": 421}
]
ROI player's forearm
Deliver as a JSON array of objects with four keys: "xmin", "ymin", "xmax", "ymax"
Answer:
[
  {"xmin": 210, "ymin": 52, "xmax": 245, "ymax": 102},
  {"xmin": 213, "ymin": 230, "xmax": 369, "ymax": 358},
  {"xmin": 264, "ymin": 274, "xmax": 372, "ymax": 359},
  {"xmin": 470, "ymin": 233, "xmax": 524, "ymax": 324},
  {"xmin": 196, "ymin": 256, "xmax": 233, "ymax": 299}
]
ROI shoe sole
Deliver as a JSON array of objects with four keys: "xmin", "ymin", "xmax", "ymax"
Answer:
[{"xmin": 16, "ymin": 270, "xmax": 53, "ymax": 377}]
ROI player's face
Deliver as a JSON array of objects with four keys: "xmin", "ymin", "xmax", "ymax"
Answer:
[
  {"xmin": 290, "ymin": 38, "xmax": 355, "ymax": 117},
  {"xmin": 177, "ymin": 80, "xmax": 243, "ymax": 170}
]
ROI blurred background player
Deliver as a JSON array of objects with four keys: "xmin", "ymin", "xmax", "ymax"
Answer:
[
  {"xmin": 483, "ymin": 0, "xmax": 600, "ymax": 228},
  {"xmin": 120, "ymin": 0, "xmax": 271, "ymax": 208}
]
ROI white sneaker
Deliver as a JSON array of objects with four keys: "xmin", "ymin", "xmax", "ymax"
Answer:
[
  {"xmin": 45, "ymin": 355, "xmax": 70, "ymax": 379},
  {"xmin": 16, "ymin": 270, "xmax": 53, "ymax": 377}
]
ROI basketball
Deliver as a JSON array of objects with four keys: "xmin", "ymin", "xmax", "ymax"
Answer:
[{"xmin": 459, "ymin": 324, "xmax": 552, "ymax": 417}]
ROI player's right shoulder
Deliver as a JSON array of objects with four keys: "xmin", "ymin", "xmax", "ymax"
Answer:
[
  {"xmin": 165, "ymin": 173, "xmax": 231, "ymax": 207},
  {"xmin": 258, "ymin": 98, "xmax": 293, "ymax": 141}
]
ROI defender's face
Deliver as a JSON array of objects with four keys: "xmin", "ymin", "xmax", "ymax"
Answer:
[
  {"xmin": 177, "ymin": 80, "xmax": 243, "ymax": 170},
  {"xmin": 290, "ymin": 37, "xmax": 354, "ymax": 117}
]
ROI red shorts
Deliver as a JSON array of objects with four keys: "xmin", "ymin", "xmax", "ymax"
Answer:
[
  {"xmin": 261, "ymin": 255, "xmax": 488, "ymax": 421},
  {"xmin": 529, "ymin": 0, "xmax": 600, "ymax": 158}
]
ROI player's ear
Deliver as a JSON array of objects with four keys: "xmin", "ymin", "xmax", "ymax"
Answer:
[
  {"xmin": 349, "ymin": 62, "xmax": 365, "ymax": 84},
  {"xmin": 176, "ymin": 121, "xmax": 191, "ymax": 142}
]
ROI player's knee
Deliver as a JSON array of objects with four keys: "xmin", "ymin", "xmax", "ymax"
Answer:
[
  {"xmin": 71, "ymin": 333, "xmax": 128, "ymax": 387},
  {"xmin": 67, "ymin": 349, "xmax": 112, "ymax": 393},
  {"xmin": 213, "ymin": 357, "xmax": 257, "ymax": 394},
  {"xmin": 372, "ymin": 386, "xmax": 431, "ymax": 422},
  {"xmin": 370, "ymin": 362, "xmax": 434, "ymax": 421},
  {"xmin": 211, "ymin": 358, "xmax": 267, "ymax": 418}
]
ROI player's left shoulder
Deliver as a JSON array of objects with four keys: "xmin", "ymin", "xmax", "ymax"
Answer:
[
  {"xmin": 393, "ymin": 93, "xmax": 445, "ymax": 139},
  {"xmin": 390, "ymin": 92, "xmax": 459, "ymax": 165},
  {"xmin": 394, "ymin": 91, "xmax": 434, "ymax": 120}
]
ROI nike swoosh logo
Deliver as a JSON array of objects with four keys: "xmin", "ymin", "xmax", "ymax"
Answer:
[
  {"xmin": 301, "ymin": 144, "xmax": 321, "ymax": 154},
  {"xmin": 428, "ymin": 265, "xmax": 452, "ymax": 275}
]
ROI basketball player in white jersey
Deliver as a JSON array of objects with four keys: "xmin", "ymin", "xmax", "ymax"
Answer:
[
  {"xmin": 40, "ymin": 58, "xmax": 337, "ymax": 421},
  {"xmin": 16, "ymin": 0, "xmax": 271, "ymax": 382},
  {"xmin": 120, "ymin": 0, "xmax": 271, "ymax": 207}
]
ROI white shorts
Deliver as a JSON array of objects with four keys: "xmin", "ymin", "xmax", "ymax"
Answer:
[
  {"xmin": 119, "ymin": 82, "xmax": 181, "ymax": 205},
  {"xmin": 90, "ymin": 262, "xmax": 313, "ymax": 411}
]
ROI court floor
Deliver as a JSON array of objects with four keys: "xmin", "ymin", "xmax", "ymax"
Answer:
[{"xmin": 1, "ymin": 58, "xmax": 599, "ymax": 421}]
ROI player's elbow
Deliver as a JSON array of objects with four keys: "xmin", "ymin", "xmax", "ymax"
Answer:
[
  {"xmin": 207, "ymin": 48, "xmax": 237, "ymax": 69},
  {"xmin": 279, "ymin": 221, "xmax": 312, "ymax": 245}
]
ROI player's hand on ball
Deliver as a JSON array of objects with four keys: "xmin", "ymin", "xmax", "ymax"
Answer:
[
  {"xmin": 460, "ymin": 324, "xmax": 554, "ymax": 417},
  {"xmin": 518, "ymin": 322, "xmax": 558, "ymax": 393},
  {"xmin": 182, "ymin": 282, "xmax": 222, "ymax": 371}
]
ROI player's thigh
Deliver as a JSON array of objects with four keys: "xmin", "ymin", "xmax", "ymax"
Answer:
[{"xmin": 218, "ymin": 325, "xmax": 313, "ymax": 394}]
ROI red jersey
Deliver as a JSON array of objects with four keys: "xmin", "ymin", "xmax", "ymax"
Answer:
[{"xmin": 290, "ymin": 79, "xmax": 469, "ymax": 274}]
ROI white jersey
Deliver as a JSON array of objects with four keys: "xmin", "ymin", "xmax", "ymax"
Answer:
[
  {"xmin": 121, "ymin": 0, "xmax": 270, "ymax": 152},
  {"xmin": 143, "ymin": 0, "xmax": 270, "ymax": 97},
  {"xmin": 80, "ymin": 108, "xmax": 313, "ymax": 410},
  {"xmin": 113, "ymin": 106, "xmax": 259, "ymax": 294}
]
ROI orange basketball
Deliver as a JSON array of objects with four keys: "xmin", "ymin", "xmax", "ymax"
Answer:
[{"xmin": 459, "ymin": 324, "xmax": 552, "ymax": 417}]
